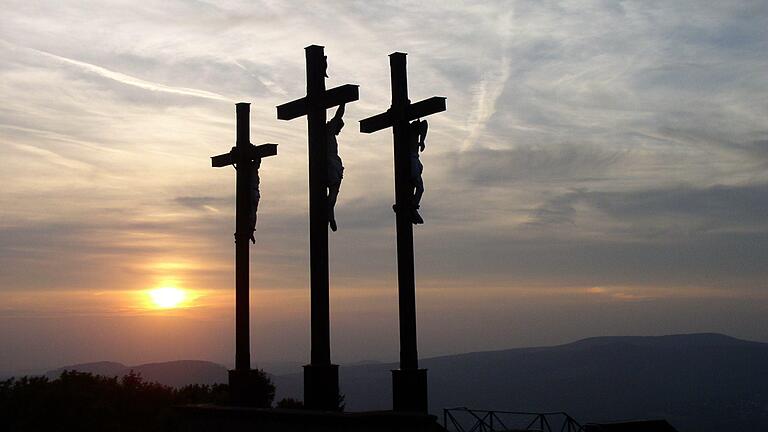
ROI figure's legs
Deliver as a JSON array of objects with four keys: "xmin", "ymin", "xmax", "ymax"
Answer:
[
  {"xmin": 409, "ymin": 156, "xmax": 425, "ymax": 224},
  {"xmin": 328, "ymin": 178, "xmax": 341, "ymax": 232},
  {"xmin": 410, "ymin": 175, "xmax": 424, "ymax": 225},
  {"xmin": 413, "ymin": 175, "xmax": 424, "ymax": 208},
  {"xmin": 249, "ymin": 194, "xmax": 260, "ymax": 244}
]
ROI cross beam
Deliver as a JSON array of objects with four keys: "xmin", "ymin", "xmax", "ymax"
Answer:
[
  {"xmin": 210, "ymin": 102, "xmax": 277, "ymax": 405},
  {"xmin": 275, "ymin": 45, "xmax": 359, "ymax": 411},
  {"xmin": 211, "ymin": 143, "xmax": 277, "ymax": 168},
  {"xmin": 277, "ymin": 84, "xmax": 359, "ymax": 120},
  {"xmin": 359, "ymin": 96, "xmax": 445, "ymax": 133},
  {"xmin": 359, "ymin": 52, "xmax": 446, "ymax": 413}
]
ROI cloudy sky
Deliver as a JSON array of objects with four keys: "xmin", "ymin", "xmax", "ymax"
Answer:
[{"xmin": 1, "ymin": 0, "xmax": 767, "ymax": 373}]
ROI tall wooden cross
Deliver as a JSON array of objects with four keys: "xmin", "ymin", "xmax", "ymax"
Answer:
[
  {"xmin": 360, "ymin": 52, "xmax": 446, "ymax": 413},
  {"xmin": 276, "ymin": 45, "xmax": 359, "ymax": 411},
  {"xmin": 211, "ymin": 102, "xmax": 277, "ymax": 405}
]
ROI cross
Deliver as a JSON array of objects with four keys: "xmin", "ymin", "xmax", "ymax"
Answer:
[
  {"xmin": 359, "ymin": 52, "xmax": 446, "ymax": 413},
  {"xmin": 211, "ymin": 102, "xmax": 277, "ymax": 405},
  {"xmin": 276, "ymin": 45, "xmax": 359, "ymax": 411}
]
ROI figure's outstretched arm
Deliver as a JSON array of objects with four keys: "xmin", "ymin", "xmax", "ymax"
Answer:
[{"xmin": 333, "ymin": 103, "xmax": 346, "ymax": 122}]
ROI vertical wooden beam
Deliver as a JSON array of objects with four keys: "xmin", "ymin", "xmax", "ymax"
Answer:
[
  {"xmin": 234, "ymin": 102, "xmax": 251, "ymax": 372},
  {"xmin": 389, "ymin": 53, "xmax": 419, "ymax": 372},
  {"xmin": 360, "ymin": 52, "xmax": 445, "ymax": 414},
  {"xmin": 277, "ymin": 45, "xmax": 359, "ymax": 411},
  {"xmin": 305, "ymin": 45, "xmax": 331, "ymax": 368},
  {"xmin": 302, "ymin": 45, "xmax": 340, "ymax": 411},
  {"xmin": 214, "ymin": 105, "xmax": 279, "ymax": 406},
  {"xmin": 389, "ymin": 53, "xmax": 429, "ymax": 413}
]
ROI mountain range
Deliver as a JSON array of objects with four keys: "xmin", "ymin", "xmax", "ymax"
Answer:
[
  {"xmin": 45, "ymin": 359, "xmax": 228, "ymax": 388},
  {"xmin": 29, "ymin": 333, "xmax": 768, "ymax": 432},
  {"xmin": 273, "ymin": 333, "xmax": 768, "ymax": 432}
]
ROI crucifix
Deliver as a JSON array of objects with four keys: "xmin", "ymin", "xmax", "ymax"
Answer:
[
  {"xmin": 360, "ymin": 52, "xmax": 446, "ymax": 413},
  {"xmin": 211, "ymin": 102, "xmax": 277, "ymax": 405},
  {"xmin": 276, "ymin": 45, "xmax": 359, "ymax": 411}
]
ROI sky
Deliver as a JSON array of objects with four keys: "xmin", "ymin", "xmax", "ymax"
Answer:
[{"xmin": 1, "ymin": 0, "xmax": 768, "ymax": 374}]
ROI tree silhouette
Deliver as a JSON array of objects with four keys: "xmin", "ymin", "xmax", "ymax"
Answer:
[{"xmin": 0, "ymin": 369, "xmax": 276, "ymax": 431}]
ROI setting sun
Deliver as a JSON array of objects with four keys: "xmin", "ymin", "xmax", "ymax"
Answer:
[{"xmin": 148, "ymin": 287, "xmax": 187, "ymax": 309}]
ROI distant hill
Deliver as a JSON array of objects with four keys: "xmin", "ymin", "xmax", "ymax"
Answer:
[
  {"xmin": 32, "ymin": 333, "xmax": 768, "ymax": 431},
  {"xmin": 46, "ymin": 361, "xmax": 127, "ymax": 378},
  {"xmin": 273, "ymin": 333, "xmax": 768, "ymax": 432},
  {"xmin": 46, "ymin": 360, "xmax": 228, "ymax": 387}
]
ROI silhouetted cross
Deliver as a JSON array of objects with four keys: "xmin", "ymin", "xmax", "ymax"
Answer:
[
  {"xmin": 359, "ymin": 52, "xmax": 446, "ymax": 413},
  {"xmin": 275, "ymin": 45, "xmax": 359, "ymax": 411},
  {"xmin": 211, "ymin": 103, "xmax": 277, "ymax": 405}
]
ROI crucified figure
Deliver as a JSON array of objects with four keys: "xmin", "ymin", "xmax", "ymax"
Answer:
[
  {"xmin": 249, "ymin": 158, "xmax": 261, "ymax": 243},
  {"xmin": 327, "ymin": 103, "xmax": 345, "ymax": 232},
  {"xmin": 409, "ymin": 118, "xmax": 428, "ymax": 224}
]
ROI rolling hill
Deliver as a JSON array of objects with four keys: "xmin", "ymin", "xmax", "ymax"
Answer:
[
  {"xmin": 46, "ymin": 360, "xmax": 228, "ymax": 387},
  {"xmin": 33, "ymin": 333, "xmax": 768, "ymax": 431},
  {"xmin": 272, "ymin": 333, "xmax": 768, "ymax": 432}
]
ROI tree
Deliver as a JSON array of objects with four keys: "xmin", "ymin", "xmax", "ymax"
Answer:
[{"xmin": 0, "ymin": 369, "xmax": 277, "ymax": 431}]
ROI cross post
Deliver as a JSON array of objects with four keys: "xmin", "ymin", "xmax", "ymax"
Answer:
[
  {"xmin": 276, "ymin": 45, "xmax": 359, "ymax": 411},
  {"xmin": 359, "ymin": 52, "xmax": 446, "ymax": 413},
  {"xmin": 211, "ymin": 102, "xmax": 277, "ymax": 405}
]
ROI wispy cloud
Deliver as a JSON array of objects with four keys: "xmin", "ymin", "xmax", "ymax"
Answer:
[
  {"xmin": 461, "ymin": 12, "xmax": 513, "ymax": 151},
  {"xmin": 1, "ymin": 39, "xmax": 232, "ymax": 102}
]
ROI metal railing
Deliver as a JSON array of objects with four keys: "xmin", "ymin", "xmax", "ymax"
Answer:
[{"xmin": 444, "ymin": 407, "xmax": 584, "ymax": 432}]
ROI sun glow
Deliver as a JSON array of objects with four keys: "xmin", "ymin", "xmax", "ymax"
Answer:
[{"xmin": 148, "ymin": 287, "xmax": 187, "ymax": 309}]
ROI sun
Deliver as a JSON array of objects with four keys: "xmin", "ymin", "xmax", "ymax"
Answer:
[{"xmin": 148, "ymin": 287, "xmax": 187, "ymax": 309}]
